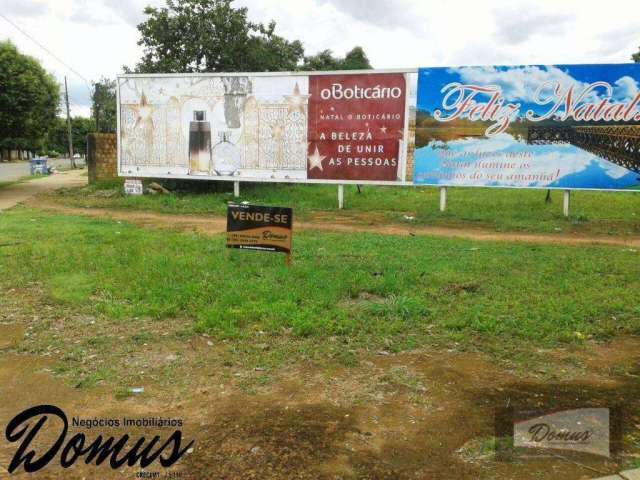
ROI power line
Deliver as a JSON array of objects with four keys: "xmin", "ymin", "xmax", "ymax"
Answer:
[{"xmin": 0, "ymin": 12, "xmax": 93, "ymax": 92}]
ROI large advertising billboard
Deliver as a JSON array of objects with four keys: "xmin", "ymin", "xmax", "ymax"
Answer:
[
  {"xmin": 117, "ymin": 71, "xmax": 414, "ymax": 184},
  {"xmin": 413, "ymin": 64, "xmax": 640, "ymax": 190}
]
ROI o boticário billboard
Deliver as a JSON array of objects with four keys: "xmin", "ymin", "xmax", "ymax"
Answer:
[
  {"xmin": 413, "ymin": 64, "xmax": 640, "ymax": 190},
  {"xmin": 116, "ymin": 71, "xmax": 416, "ymax": 184}
]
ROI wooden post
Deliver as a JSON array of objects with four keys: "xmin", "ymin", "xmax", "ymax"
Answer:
[
  {"xmin": 285, "ymin": 253, "xmax": 291, "ymax": 266},
  {"xmin": 563, "ymin": 189, "xmax": 570, "ymax": 217},
  {"xmin": 234, "ymin": 181, "xmax": 240, "ymax": 198},
  {"xmin": 338, "ymin": 184, "xmax": 344, "ymax": 209},
  {"xmin": 439, "ymin": 186, "xmax": 447, "ymax": 212}
]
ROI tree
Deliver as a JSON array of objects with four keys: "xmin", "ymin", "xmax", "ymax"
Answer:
[
  {"xmin": 633, "ymin": 47, "xmax": 640, "ymax": 63},
  {"xmin": 0, "ymin": 40, "xmax": 59, "ymax": 159},
  {"xmin": 340, "ymin": 47, "xmax": 372, "ymax": 70},
  {"xmin": 300, "ymin": 50, "xmax": 342, "ymax": 71},
  {"xmin": 44, "ymin": 116, "xmax": 93, "ymax": 156},
  {"xmin": 91, "ymin": 77, "xmax": 117, "ymax": 133},
  {"xmin": 130, "ymin": 0, "xmax": 372, "ymax": 73},
  {"xmin": 132, "ymin": 0, "xmax": 304, "ymax": 73},
  {"xmin": 301, "ymin": 46, "xmax": 372, "ymax": 71}
]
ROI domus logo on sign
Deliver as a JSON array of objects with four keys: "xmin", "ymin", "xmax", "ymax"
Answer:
[{"xmin": 319, "ymin": 83, "xmax": 403, "ymax": 100}]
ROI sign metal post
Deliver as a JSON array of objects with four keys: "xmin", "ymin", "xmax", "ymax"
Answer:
[
  {"xmin": 563, "ymin": 190, "xmax": 571, "ymax": 217},
  {"xmin": 439, "ymin": 187, "xmax": 447, "ymax": 212}
]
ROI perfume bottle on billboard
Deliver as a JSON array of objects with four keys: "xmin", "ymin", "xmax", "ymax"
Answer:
[
  {"xmin": 188, "ymin": 110, "xmax": 211, "ymax": 175},
  {"xmin": 212, "ymin": 131, "xmax": 241, "ymax": 176}
]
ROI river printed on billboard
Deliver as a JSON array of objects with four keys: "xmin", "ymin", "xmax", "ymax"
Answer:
[{"xmin": 413, "ymin": 64, "xmax": 640, "ymax": 190}]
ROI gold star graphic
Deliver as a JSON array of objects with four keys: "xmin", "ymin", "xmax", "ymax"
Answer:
[
  {"xmin": 284, "ymin": 82, "xmax": 308, "ymax": 115},
  {"xmin": 308, "ymin": 146, "xmax": 326, "ymax": 171},
  {"xmin": 380, "ymin": 126, "xmax": 387, "ymax": 134}
]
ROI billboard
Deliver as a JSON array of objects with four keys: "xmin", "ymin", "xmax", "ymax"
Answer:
[
  {"xmin": 413, "ymin": 64, "xmax": 640, "ymax": 190},
  {"xmin": 117, "ymin": 71, "xmax": 415, "ymax": 184}
]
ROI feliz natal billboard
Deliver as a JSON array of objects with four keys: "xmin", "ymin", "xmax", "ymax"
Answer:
[
  {"xmin": 413, "ymin": 64, "xmax": 640, "ymax": 190},
  {"xmin": 117, "ymin": 72, "xmax": 413, "ymax": 184}
]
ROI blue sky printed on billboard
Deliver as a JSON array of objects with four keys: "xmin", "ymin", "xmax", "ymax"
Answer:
[{"xmin": 413, "ymin": 64, "xmax": 640, "ymax": 189}]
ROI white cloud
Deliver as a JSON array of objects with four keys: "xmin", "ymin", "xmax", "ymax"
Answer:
[
  {"xmin": 316, "ymin": 0, "xmax": 424, "ymax": 30},
  {"xmin": 493, "ymin": 6, "xmax": 573, "ymax": 45},
  {"xmin": 2, "ymin": 0, "xmax": 49, "ymax": 17},
  {"xmin": 69, "ymin": 0, "xmax": 118, "ymax": 25},
  {"xmin": 101, "ymin": 0, "xmax": 157, "ymax": 26},
  {"xmin": 593, "ymin": 25, "xmax": 639, "ymax": 57}
]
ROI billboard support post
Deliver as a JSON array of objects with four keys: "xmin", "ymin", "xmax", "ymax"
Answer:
[
  {"xmin": 338, "ymin": 184, "xmax": 344, "ymax": 209},
  {"xmin": 439, "ymin": 187, "xmax": 447, "ymax": 212},
  {"xmin": 234, "ymin": 181, "xmax": 240, "ymax": 198},
  {"xmin": 563, "ymin": 190, "xmax": 571, "ymax": 217}
]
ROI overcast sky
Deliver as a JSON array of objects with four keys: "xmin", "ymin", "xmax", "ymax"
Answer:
[{"xmin": 2, "ymin": 0, "xmax": 639, "ymax": 116}]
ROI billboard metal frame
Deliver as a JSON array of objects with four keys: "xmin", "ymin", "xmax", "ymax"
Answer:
[
  {"xmin": 116, "ymin": 69, "xmax": 416, "ymax": 186},
  {"xmin": 116, "ymin": 67, "xmax": 640, "ymax": 193}
]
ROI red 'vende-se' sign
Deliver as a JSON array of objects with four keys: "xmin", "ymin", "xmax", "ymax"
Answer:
[{"xmin": 307, "ymin": 73, "xmax": 406, "ymax": 181}]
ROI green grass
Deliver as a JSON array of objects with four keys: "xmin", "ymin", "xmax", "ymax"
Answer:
[
  {"xmin": 1, "ymin": 208, "xmax": 638, "ymax": 351},
  {"xmin": 54, "ymin": 178, "xmax": 640, "ymax": 236}
]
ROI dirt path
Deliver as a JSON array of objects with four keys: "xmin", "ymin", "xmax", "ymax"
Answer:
[
  {"xmin": 0, "ymin": 169, "xmax": 86, "ymax": 211},
  {"xmin": 29, "ymin": 200, "xmax": 640, "ymax": 248}
]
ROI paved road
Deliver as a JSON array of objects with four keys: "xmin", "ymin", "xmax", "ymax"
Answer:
[
  {"xmin": 0, "ymin": 158, "xmax": 84, "ymax": 183},
  {"xmin": 0, "ymin": 168, "xmax": 87, "ymax": 211}
]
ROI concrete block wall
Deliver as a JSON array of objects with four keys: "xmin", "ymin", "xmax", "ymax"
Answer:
[{"xmin": 87, "ymin": 133, "xmax": 117, "ymax": 183}]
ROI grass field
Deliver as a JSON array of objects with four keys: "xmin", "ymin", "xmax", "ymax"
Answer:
[
  {"xmin": 53, "ymin": 179, "xmax": 640, "ymax": 236},
  {"xmin": 2, "ymin": 208, "xmax": 638, "ymax": 355}
]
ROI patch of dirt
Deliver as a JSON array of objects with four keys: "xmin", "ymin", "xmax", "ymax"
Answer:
[
  {"xmin": 0, "ymin": 349, "xmax": 193, "ymax": 479},
  {"xmin": 0, "ymin": 169, "xmax": 86, "ymax": 211},
  {"xmin": 25, "ymin": 199, "xmax": 640, "ymax": 248},
  {"xmin": 1, "ymin": 328, "xmax": 639, "ymax": 478},
  {"xmin": 176, "ymin": 348, "xmax": 640, "ymax": 479},
  {"xmin": 544, "ymin": 337, "xmax": 640, "ymax": 379},
  {"xmin": 0, "ymin": 323, "xmax": 24, "ymax": 349}
]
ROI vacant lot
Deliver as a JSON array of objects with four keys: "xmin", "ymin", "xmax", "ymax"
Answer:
[{"xmin": 1, "ymin": 203, "xmax": 639, "ymax": 478}]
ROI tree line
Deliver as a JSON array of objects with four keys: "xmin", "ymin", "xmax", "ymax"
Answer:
[
  {"xmin": 2, "ymin": 0, "xmax": 638, "ymax": 161},
  {"xmin": 0, "ymin": 41, "xmax": 112, "ymax": 160}
]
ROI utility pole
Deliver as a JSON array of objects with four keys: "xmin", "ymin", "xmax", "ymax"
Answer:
[{"xmin": 64, "ymin": 76, "xmax": 76, "ymax": 169}]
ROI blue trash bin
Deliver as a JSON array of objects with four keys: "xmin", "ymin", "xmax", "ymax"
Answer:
[{"xmin": 30, "ymin": 157, "xmax": 48, "ymax": 175}]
